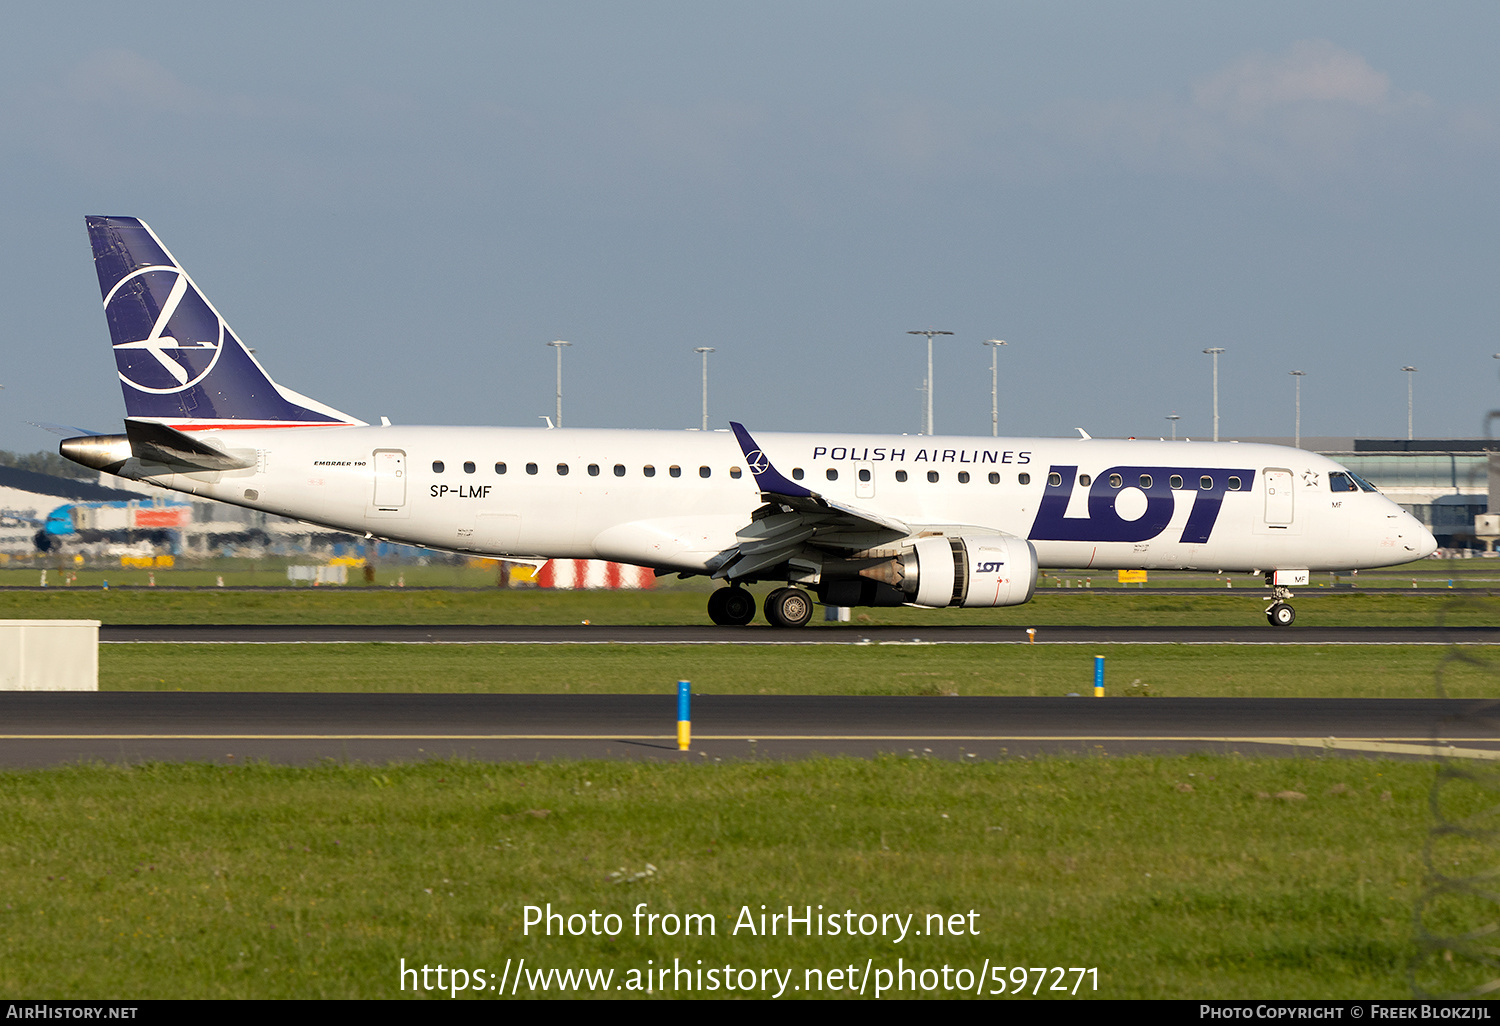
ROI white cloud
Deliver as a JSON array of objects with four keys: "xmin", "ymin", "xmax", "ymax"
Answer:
[
  {"xmin": 1024, "ymin": 40, "xmax": 1477, "ymax": 190},
  {"xmin": 1191, "ymin": 40, "xmax": 1392, "ymax": 116}
]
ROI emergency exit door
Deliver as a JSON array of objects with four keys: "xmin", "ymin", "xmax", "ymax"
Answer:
[
  {"xmin": 1263, "ymin": 468, "xmax": 1293, "ymax": 526},
  {"xmin": 373, "ymin": 449, "xmax": 407, "ymax": 509}
]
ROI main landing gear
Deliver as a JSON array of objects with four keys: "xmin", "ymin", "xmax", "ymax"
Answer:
[
  {"xmin": 706, "ymin": 585, "xmax": 816, "ymax": 628},
  {"xmin": 764, "ymin": 587, "xmax": 814, "ymax": 628},
  {"xmin": 707, "ymin": 586, "xmax": 756, "ymax": 626}
]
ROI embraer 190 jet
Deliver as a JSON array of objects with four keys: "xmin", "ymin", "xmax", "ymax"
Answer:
[{"xmin": 60, "ymin": 217, "xmax": 1437, "ymax": 627}]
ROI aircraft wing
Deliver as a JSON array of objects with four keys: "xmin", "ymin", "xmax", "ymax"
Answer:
[{"xmin": 713, "ymin": 423, "xmax": 911, "ymax": 580}]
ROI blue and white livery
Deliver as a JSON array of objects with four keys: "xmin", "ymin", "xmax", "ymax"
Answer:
[{"xmin": 62, "ymin": 217, "xmax": 1436, "ymax": 627}]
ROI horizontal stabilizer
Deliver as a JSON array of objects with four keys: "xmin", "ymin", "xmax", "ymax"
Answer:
[{"xmin": 124, "ymin": 419, "xmax": 255, "ymax": 471}]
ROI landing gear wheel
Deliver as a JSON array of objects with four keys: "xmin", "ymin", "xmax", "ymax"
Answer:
[
  {"xmin": 1267, "ymin": 602, "xmax": 1295, "ymax": 627},
  {"xmin": 707, "ymin": 587, "xmax": 756, "ymax": 626},
  {"xmin": 764, "ymin": 587, "xmax": 814, "ymax": 628}
]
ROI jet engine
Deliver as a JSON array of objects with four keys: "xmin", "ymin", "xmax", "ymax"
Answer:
[{"xmin": 847, "ymin": 533, "xmax": 1039, "ymax": 608}]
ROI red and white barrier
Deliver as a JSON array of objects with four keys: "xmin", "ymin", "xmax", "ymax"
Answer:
[{"xmin": 534, "ymin": 560, "xmax": 655, "ymax": 590}]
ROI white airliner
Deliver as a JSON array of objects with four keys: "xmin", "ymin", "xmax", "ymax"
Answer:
[{"xmin": 61, "ymin": 216, "xmax": 1437, "ymax": 627}]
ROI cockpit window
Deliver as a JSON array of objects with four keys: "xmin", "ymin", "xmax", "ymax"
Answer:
[
  {"xmin": 1329, "ymin": 472, "xmax": 1357, "ymax": 493},
  {"xmin": 1348, "ymin": 471, "xmax": 1379, "ymax": 493}
]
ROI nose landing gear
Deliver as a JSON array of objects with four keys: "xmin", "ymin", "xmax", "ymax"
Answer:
[
  {"xmin": 1266, "ymin": 599, "xmax": 1296, "ymax": 627},
  {"xmin": 1264, "ymin": 569, "xmax": 1303, "ymax": 627}
]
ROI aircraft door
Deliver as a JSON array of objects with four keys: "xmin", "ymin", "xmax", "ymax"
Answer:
[
  {"xmin": 1263, "ymin": 468, "xmax": 1293, "ymax": 526},
  {"xmin": 856, "ymin": 462, "xmax": 875, "ymax": 499},
  {"xmin": 373, "ymin": 449, "xmax": 407, "ymax": 509}
]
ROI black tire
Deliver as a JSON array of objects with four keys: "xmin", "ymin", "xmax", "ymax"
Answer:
[
  {"xmin": 707, "ymin": 587, "xmax": 756, "ymax": 626},
  {"xmin": 764, "ymin": 587, "xmax": 814, "ymax": 628},
  {"xmin": 721, "ymin": 587, "xmax": 756, "ymax": 626},
  {"xmin": 1267, "ymin": 603, "xmax": 1296, "ymax": 627}
]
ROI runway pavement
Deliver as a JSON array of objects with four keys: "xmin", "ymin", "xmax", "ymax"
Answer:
[
  {"xmin": 3, "ymin": 693, "xmax": 1498, "ymax": 766},
  {"xmin": 96, "ymin": 621, "xmax": 1500, "ymax": 645},
  {"xmin": 99, "ymin": 623, "xmax": 1500, "ymax": 644}
]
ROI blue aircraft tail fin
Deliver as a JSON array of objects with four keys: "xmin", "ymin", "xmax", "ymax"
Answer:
[{"xmin": 85, "ymin": 216, "xmax": 363, "ymax": 429}]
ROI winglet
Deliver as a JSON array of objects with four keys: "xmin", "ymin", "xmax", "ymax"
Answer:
[{"xmin": 728, "ymin": 422, "xmax": 813, "ymax": 498}]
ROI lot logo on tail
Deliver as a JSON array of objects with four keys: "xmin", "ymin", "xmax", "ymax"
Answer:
[{"xmin": 105, "ymin": 266, "xmax": 224, "ymax": 395}]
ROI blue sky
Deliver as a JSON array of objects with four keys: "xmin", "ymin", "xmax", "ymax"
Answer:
[{"xmin": 5, "ymin": 2, "xmax": 1500, "ymax": 449}]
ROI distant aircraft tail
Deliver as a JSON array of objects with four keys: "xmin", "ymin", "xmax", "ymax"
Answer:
[{"xmin": 84, "ymin": 216, "xmax": 363, "ymax": 430}]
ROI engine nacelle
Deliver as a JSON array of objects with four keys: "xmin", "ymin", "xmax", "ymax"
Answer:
[{"xmin": 901, "ymin": 533, "xmax": 1038, "ymax": 608}]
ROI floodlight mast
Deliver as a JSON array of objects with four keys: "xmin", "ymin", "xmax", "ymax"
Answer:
[
  {"xmin": 694, "ymin": 347, "xmax": 715, "ymax": 430},
  {"xmin": 1289, "ymin": 371, "xmax": 1305, "ymax": 448},
  {"xmin": 984, "ymin": 340, "xmax": 1006, "ymax": 437},
  {"xmin": 1402, "ymin": 366, "xmax": 1417, "ymax": 440},
  {"xmin": 908, "ymin": 330, "xmax": 953, "ymax": 435},
  {"xmin": 547, "ymin": 340, "xmax": 571, "ymax": 427},
  {"xmin": 1203, "ymin": 348, "xmax": 1225, "ymax": 442}
]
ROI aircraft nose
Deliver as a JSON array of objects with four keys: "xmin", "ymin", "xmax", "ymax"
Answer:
[{"xmin": 1407, "ymin": 515, "xmax": 1438, "ymax": 559}]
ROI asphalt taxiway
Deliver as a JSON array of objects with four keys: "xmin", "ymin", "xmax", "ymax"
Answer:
[{"xmin": 3, "ymin": 693, "xmax": 1497, "ymax": 767}]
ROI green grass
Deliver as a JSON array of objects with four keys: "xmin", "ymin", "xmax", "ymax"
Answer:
[
  {"xmin": 100, "ymin": 642, "xmax": 1500, "ymax": 698},
  {"xmin": 2, "ymin": 586, "xmax": 1499, "ymax": 627},
  {"xmin": 0, "ymin": 756, "xmax": 1452, "ymax": 999}
]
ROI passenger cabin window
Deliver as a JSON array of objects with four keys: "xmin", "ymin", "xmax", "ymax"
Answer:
[
  {"xmin": 927, "ymin": 471, "xmax": 939, "ymax": 483},
  {"xmin": 1108, "ymin": 474, "xmax": 1122, "ymax": 488},
  {"xmin": 1079, "ymin": 474, "xmax": 1092, "ymax": 486},
  {"xmin": 495, "ymin": 462, "xmax": 507, "ymax": 475},
  {"xmin": 588, "ymin": 464, "xmax": 600, "ymax": 476},
  {"xmin": 957, "ymin": 471, "xmax": 970, "ymax": 484},
  {"xmin": 826, "ymin": 468, "xmax": 838, "ymax": 481},
  {"xmin": 643, "ymin": 465, "xmax": 655, "ymax": 478},
  {"xmin": 1018, "ymin": 473, "xmax": 1030, "ymax": 485},
  {"xmin": 859, "ymin": 469, "xmax": 872, "ymax": 482},
  {"xmin": 895, "ymin": 470, "xmax": 909, "ymax": 482},
  {"xmin": 556, "ymin": 463, "xmax": 569, "ymax": 476},
  {"xmin": 1169, "ymin": 475, "xmax": 1183, "ymax": 489},
  {"xmin": 730, "ymin": 467, "xmax": 742, "ymax": 479},
  {"xmin": 988, "ymin": 472, "xmax": 1000, "ymax": 484},
  {"xmin": 526, "ymin": 463, "xmax": 538, "ymax": 475},
  {"xmin": 1199, "ymin": 476, "xmax": 1212, "ymax": 490},
  {"xmin": 1227, "ymin": 476, "xmax": 1242, "ymax": 491},
  {"xmin": 699, "ymin": 466, "xmax": 711, "ymax": 478},
  {"xmin": 669, "ymin": 465, "xmax": 682, "ymax": 478},
  {"xmin": 432, "ymin": 461, "xmax": 445, "ymax": 473},
  {"xmin": 463, "ymin": 461, "xmax": 475, "ymax": 474},
  {"xmin": 614, "ymin": 464, "xmax": 626, "ymax": 477},
  {"xmin": 1139, "ymin": 474, "xmax": 1152, "ymax": 489},
  {"xmin": 792, "ymin": 468, "xmax": 805, "ymax": 481},
  {"xmin": 1329, "ymin": 472, "xmax": 1357, "ymax": 492},
  {"xmin": 1047, "ymin": 472, "xmax": 1062, "ymax": 486}
]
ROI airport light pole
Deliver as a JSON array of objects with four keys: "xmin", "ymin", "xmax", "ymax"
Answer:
[
  {"xmin": 1289, "ymin": 370, "xmax": 1305, "ymax": 448},
  {"xmin": 908, "ymin": 330, "xmax": 953, "ymax": 436},
  {"xmin": 1203, "ymin": 348, "xmax": 1225, "ymax": 442},
  {"xmin": 1402, "ymin": 365, "xmax": 1417, "ymax": 440},
  {"xmin": 1166, "ymin": 413, "xmax": 1180, "ymax": 440},
  {"xmin": 548, "ymin": 340, "xmax": 571, "ymax": 427},
  {"xmin": 984, "ymin": 340, "xmax": 1006, "ymax": 437},
  {"xmin": 694, "ymin": 347, "xmax": 715, "ymax": 431}
]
